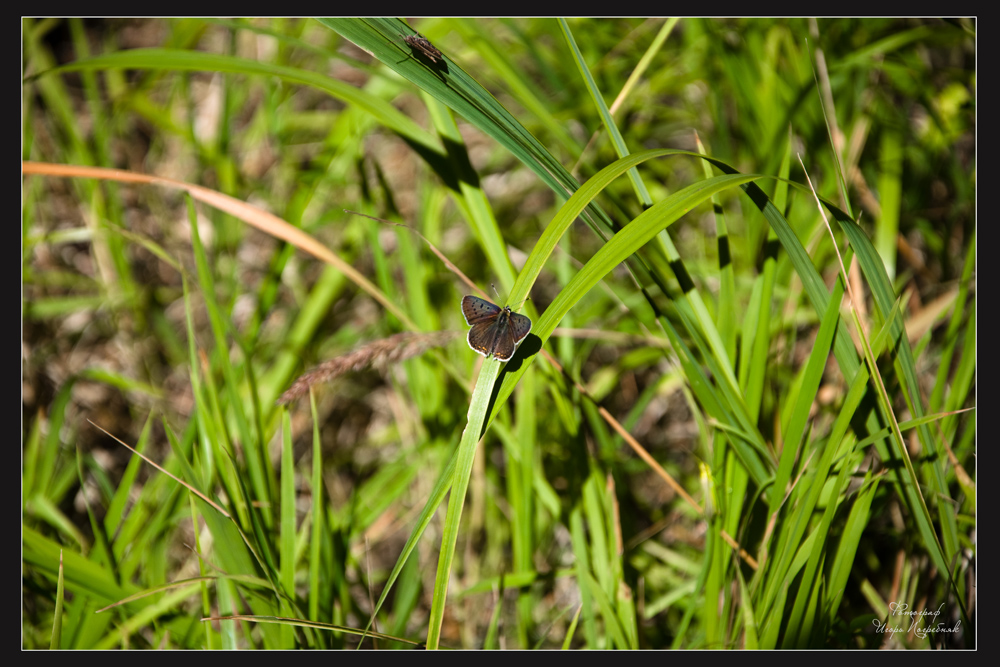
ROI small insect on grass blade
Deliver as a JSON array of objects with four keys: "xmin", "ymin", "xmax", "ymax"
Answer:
[
  {"xmin": 400, "ymin": 33, "xmax": 443, "ymax": 63},
  {"xmin": 461, "ymin": 295, "xmax": 532, "ymax": 362}
]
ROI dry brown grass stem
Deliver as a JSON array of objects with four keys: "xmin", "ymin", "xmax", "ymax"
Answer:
[
  {"xmin": 277, "ymin": 331, "xmax": 460, "ymax": 404},
  {"xmin": 344, "ymin": 210, "xmax": 484, "ymax": 298}
]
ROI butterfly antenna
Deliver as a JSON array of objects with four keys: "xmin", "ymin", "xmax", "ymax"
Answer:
[{"xmin": 491, "ymin": 283, "xmax": 531, "ymax": 311}]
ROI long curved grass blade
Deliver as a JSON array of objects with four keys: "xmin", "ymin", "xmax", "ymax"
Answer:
[
  {"xmin": 211, "ymin": 615, "xmax": 424, "ymax": 647},
  {"xmin": 357, "ymin": 441, "xmax": 459, "ymax": 647},
  {"xmin": 425, "ymin": 358, "xmax": 503, "ymax": 648},
  {"xmin": 32, "ymin": 48, "xmax": 441, "ymax": 153},
  {"xmin": 495, "ymin": 166, "xmax": 770, "ymax": 478}
]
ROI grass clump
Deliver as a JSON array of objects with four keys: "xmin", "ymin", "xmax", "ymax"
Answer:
[{"xmin": 22, "ymin": 17, "xmax": 975, "ymax": 649}]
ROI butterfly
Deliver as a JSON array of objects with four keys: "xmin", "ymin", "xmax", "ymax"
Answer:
[
  {"xmin": 400, "ymin": 32, "xmax": 443, "ymax": 63},
  {"xmin": 461, "ymin": 295, "xmax": 532, "ymax": 362}
]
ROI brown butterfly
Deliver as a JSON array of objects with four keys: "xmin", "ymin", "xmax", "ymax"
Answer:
[{"xmin": 461, "ymin": 295, "xmax": 532, "ymax": 362}]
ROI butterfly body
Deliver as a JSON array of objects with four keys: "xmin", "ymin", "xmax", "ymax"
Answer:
[{"xmin": 461, "ymin": 295, "xmax": 532, "ymax": 362}]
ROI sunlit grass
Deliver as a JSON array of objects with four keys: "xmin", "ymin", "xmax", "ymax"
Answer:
[{"xmin": 22, "ymin": 17, "xmax": 975, "ymax": 649}]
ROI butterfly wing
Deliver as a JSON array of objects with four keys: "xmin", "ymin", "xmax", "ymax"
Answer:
[
  {"xmin": 462, "ymin": 295, "xmax": 500, "ymax": 325},
  {"xmin": 467, "ymin": 318, "xmax": 501, "ymax": 357},
  {"xmin": 493, "ymin": 309, "xmax": 532, "ymax": 362},
  {"xmin": 508, "ymin": 312, "xmax": 532, "ymax": 344}
]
